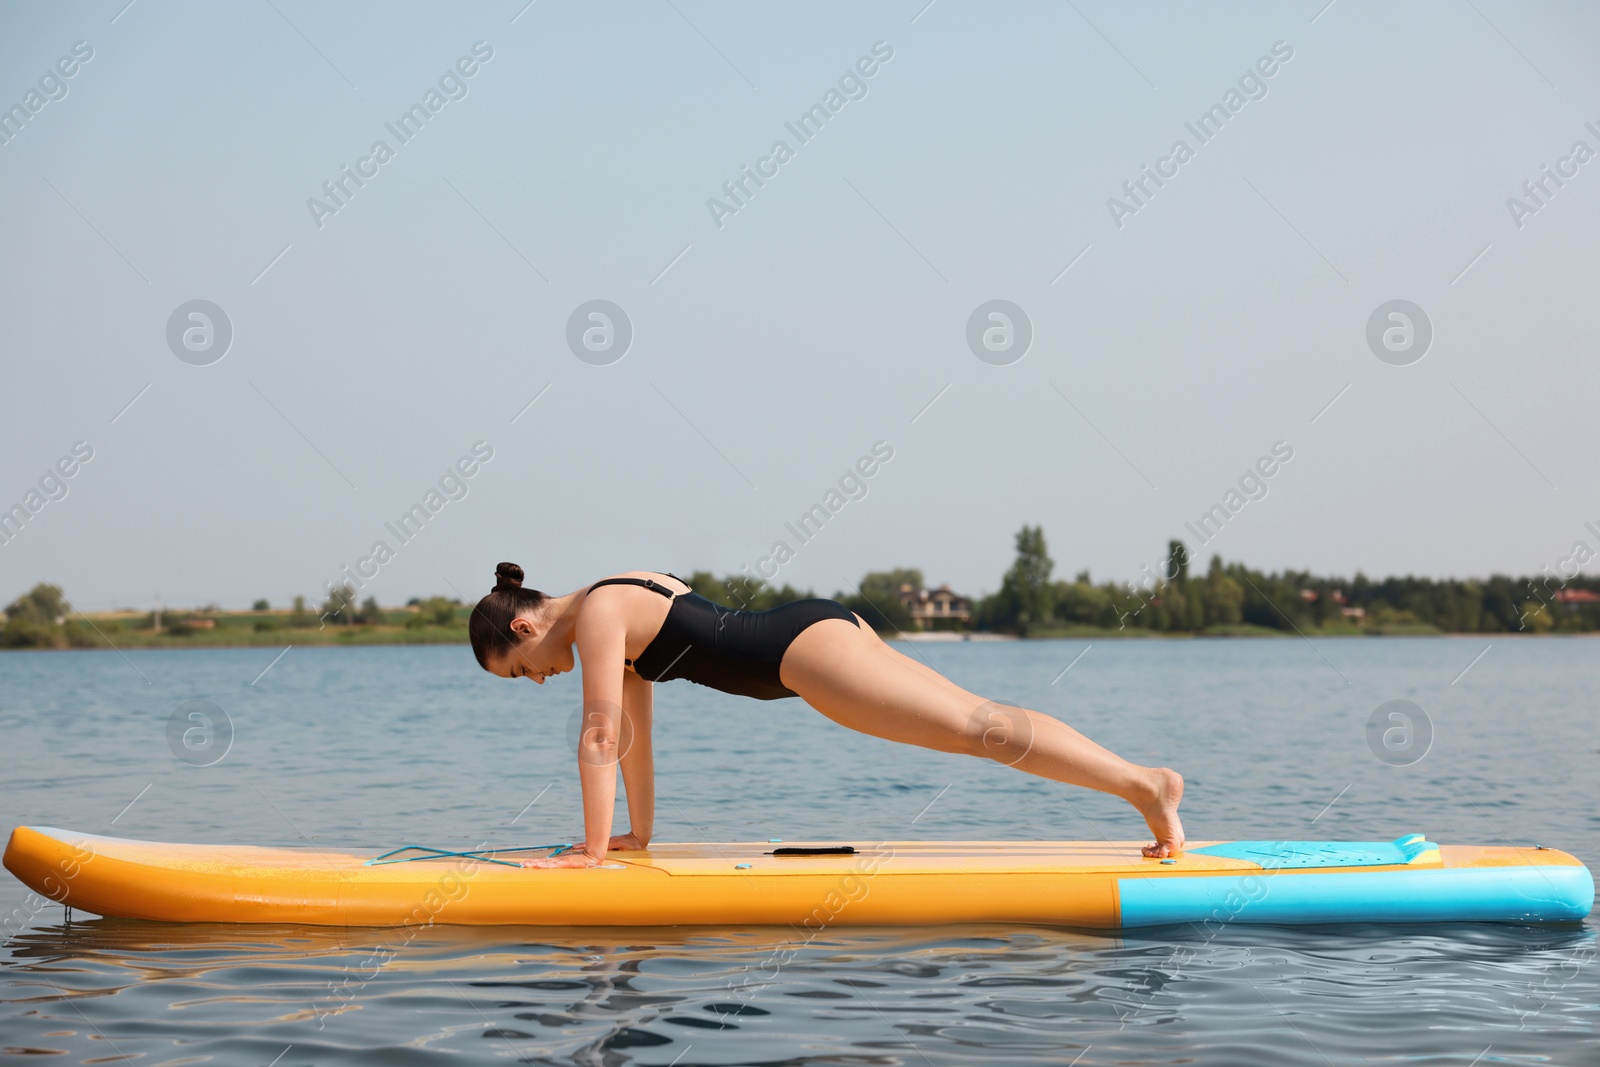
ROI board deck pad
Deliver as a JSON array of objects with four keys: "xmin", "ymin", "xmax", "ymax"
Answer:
[
  {"xmin": 3, "ymin": 825, "xmax": 1590, "ymax": 930},
  {"xmin": 1187, "ymin": 834, "xmax": 1440, "ymax": 869}
]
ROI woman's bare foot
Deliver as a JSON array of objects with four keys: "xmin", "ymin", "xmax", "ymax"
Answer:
[{"xmin": 1134, "ymin": 767, "xmax": 1185, "ymax": 858}]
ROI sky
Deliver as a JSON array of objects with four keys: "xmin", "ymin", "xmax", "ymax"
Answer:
[{"xmin": 1, "ymin": 0, "xmax": 1597, "ymax": 612}]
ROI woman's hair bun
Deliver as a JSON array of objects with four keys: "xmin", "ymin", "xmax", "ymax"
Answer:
[{"xmin": 493, "ymin": 562, "xmax": 525, "ymax": 591}]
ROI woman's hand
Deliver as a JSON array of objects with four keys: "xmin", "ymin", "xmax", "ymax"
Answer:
[
  {"xmin": 607, "ymin": 832, "xmax": 648, "ymax": 851},
  {"xmin": 518, "ymin": 850, "xmax": 602, "ymax": 869}
]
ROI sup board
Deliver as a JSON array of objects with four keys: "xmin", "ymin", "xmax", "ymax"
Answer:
[{"xmin": 4, "ymin": 826, "xmax": 1591, "ymax": 929}]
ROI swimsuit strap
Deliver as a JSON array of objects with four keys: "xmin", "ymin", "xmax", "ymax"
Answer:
[
  {"xmin": 588, "ymin": 576, "xmax": 680, "ymax": 599},
  {"xmin": 588, "ymin": 574, "xmax": 688, "ymax": 669}
]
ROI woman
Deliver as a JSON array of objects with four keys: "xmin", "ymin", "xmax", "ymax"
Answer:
[{"xmin": 471, "ymin": 563, "xmax": 1185, "ymax": 868}]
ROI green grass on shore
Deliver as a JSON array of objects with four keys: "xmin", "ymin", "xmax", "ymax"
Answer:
[
  {"xmin": 74, "ymin": 623, "xmax": 471, "ymax": 649},
  {"xmin": 48, "ymin": 608, "xmax": 472, "ymax": 651},
  {"xmin": 1018, "ymin": 620, "xmax": 1444, "ymax": 639},
  {"xmin": 29, "ymin": 611, "xmax": 1453, "ymax": 653},
  {"xmin": 4, "ymin": 600, "xmax": 1536, "ymax": 653}
]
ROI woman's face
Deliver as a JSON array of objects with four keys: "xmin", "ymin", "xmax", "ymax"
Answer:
[{"xmin": 488, "ymin": 613, "xmax": 575, "ymax": 683}]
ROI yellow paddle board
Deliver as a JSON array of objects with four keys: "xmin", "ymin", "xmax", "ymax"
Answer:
[{"xmin": 4, "ymin": 825, "xmax": 1591, "ymax": 929}]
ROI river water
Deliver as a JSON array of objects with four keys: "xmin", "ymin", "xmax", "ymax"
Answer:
[{"xmin": 1, "ymin": 637, "xmax": 1595, "ymax": 1064}]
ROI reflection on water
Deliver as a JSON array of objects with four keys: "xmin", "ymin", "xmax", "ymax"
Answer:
[
  {"xmin": 2, "ymin": 640, "xmax": 1597, "ymax": 1063},
  {"xmin": 4, "ymin": 917, "xmax": 1594, "ymax": 1065}
]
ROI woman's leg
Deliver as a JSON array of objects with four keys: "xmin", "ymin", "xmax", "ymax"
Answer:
[{"xmin": 781, "ymin": 619, "xmax": 1185, "ymax": 857}]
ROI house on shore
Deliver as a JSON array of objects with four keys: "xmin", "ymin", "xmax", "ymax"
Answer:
[
  {"xmin": 897, "ymin": 583, "xmax": 972, "ymax": 631},
  {"xmin": 1554, "ymin": 588, "xmax": 1600, "ymax": 612}
]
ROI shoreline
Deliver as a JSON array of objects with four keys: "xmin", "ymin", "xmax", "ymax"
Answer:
[{"xmin": 4, "ymin": 628, "xmax": 1592, "ymax": 653}]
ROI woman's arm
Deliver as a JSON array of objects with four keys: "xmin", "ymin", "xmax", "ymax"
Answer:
[
  {"xmin": 613, "ymin": 670, "xmax": 654, "ymax": 848},
  {"xmin": 526, "ymin": 595, "xmax": 626, "ymax": 868}
]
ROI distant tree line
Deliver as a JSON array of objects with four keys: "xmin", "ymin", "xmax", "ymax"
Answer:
[
  {"xmin": 7, "ymin": 527, "xmax": 1597, "ymax": 651},
  {"xmin": 1, "ymin": 584, "xmax": 95, "ymax": 648},
  {"xmin": 965, "ymin": 526, "xmax": 1600, "ymax": 635},
  {"xmin": 0, "ymin": 584, "xmax": 467, "ymax": 648},
  {"xmin": 687, "ymin": 526, "xmax": 1600, "ymax": 636},
  {"xmin": 253, "ymin": 588, "xmax": 462, "ymax": 631}
]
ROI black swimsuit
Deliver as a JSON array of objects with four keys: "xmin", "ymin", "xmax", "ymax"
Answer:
[{"xmin": 589, "ymin": 573, "xmax": 859, "ymax": 700}]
